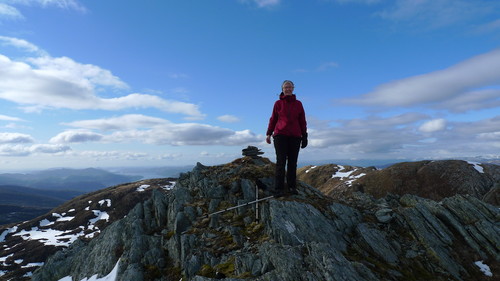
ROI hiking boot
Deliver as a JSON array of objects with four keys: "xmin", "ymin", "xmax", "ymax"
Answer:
[{"xmin": 288, "ymin": 188, "xmax": 298, "ymax": 195}]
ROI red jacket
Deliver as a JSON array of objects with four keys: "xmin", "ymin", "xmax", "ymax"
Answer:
[{"xmin": 267, "ymin": 93, "xmax": 307, "ymax": 138}]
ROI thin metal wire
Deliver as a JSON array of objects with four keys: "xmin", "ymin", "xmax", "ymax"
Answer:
[{"xmin": 205, "ymin": 195, "xmax": 274, "ymax": 218}]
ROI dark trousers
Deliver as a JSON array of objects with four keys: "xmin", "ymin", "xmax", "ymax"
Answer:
[{"xmin": 273, "ymin": 135, "xmax": 301, "ymax": 192}]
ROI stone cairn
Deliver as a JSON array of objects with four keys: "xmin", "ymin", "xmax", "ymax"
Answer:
[{"xmin": 242, "ymin": 146, "xmax": 264, "ymax": 159}]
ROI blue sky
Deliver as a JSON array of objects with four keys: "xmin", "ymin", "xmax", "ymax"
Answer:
[{"xmin": 0, "ymin": 0, "xmax": 499, "ymax": 170}]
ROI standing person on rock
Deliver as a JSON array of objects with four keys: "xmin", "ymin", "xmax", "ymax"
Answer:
[{"xmin": 266, "ymin": 80, "xmax": 308, "ymax": 197}]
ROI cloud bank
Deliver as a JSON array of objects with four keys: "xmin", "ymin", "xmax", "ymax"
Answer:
[
  {"xmin": 344, "ymin": 48, "xmax": 500, "ymax": 112},
  {"xmin": 51, "ymin": 114, "xmax": 261, "ymax": 146},
  {"xmin": 0, "ymin": 36, "xmax": 206, "ymax": 119}
]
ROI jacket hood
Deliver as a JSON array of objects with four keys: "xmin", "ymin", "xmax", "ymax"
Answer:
[{"xmin": 279, "ymin": 93, "xmax": 296, "ymax": 101}]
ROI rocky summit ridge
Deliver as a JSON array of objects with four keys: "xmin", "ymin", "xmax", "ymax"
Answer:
[{"xmin": 1, "ymin": 157, "xmax": 499, "ymax": 281}]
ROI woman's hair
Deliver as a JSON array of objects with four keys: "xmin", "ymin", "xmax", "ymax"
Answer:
[{"xmin": 282, "ymin": 80, "xmax": 294, "ymax": 88}]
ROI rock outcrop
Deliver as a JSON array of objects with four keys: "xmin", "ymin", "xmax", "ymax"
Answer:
[
  {"xmin": 299, "ymin": 160, "xmax": 500, "ymax": 206},
  {"xmin": 0, "ymin": 178, "xmax": 176, "ymax": 280},
  {"xmin": 26, "ymin": 157, "xmax": 499, "ymax": 281}
]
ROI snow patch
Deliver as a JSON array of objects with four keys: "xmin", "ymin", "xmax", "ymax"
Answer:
[
  {"xmin": 474, "ymin": 260, "xmax": 492, "ymax": 277},
  {"xmin": 89, "ymin": 210, "xmax": 110, "ymax": 226},
  {"xmin": 0, "ymin": 253, "xmax": 13, "ymax": 262},
  {"xmin": 22, "ymin": 262, "xmax": 44, "ymax": 268},
  {"xmin": 10, "ymin": 207, "xmax": 111, "ymax": 248},
  {"xmin": 467, "ymin": 161, "xmax": 484, "ymax": 173},
  {"xmin": 99, "ymin": 199, "xmax": 112, "ymax": 207},
  {"xmin": 163, "ymin": 182, "xmax": 176, "ymax": 191},
  {"xmin": 332, "ymin": 165, "xmax": 366, "ymax": 186},
  {"xmin": 52, "ymin": 212, "xmax": 75, "ymax": 222},
  {"xmin": 58, "ymin": 259, "xmax": 120, "ymax": 281},
  {"xmin": 137, "ymin": 184, "xmax": 150, "ymax": 192},
  {"xmin": 13, "ymin": 227, "xmax": 82, "ymax": 247},
  {"xmin": 39, "ymin": 219, "xmax": 54, "ymax": 227},
  {"xmin": 0, "ymin": 226, "xmax": 18, "ymax": 242},
  {"xmin": 305, "ymin": 166, "xmax": 317, "ymax": 173}
]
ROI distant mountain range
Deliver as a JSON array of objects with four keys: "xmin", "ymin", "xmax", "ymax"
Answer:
[
  {"xmin": 0, "ymin": 168, "xmax": 145, "ymax": 226},
  {"xmin": 0, "ymin": 168, "xmax": 143, "ymax": 192}
]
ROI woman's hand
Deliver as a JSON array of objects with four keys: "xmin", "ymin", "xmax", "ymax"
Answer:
[{"xmin": 266, "ymin": 135, "xmax": 272, "ymax": 144}]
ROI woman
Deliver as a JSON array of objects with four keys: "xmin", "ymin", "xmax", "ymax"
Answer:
[{"xmin": 266, "ymin": 80, "xmax": 308, "ymax": 197}]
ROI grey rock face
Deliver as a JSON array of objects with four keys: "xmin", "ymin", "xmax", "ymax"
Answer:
[{"xmin": 31, "ymin": 159, "xmax": 499, "ymax": 281}]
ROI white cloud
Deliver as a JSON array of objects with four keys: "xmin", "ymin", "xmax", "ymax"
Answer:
[
  {"xmin": 419, "ymin": 118, "xmax": 446, "ymax": 133},
  {"xmin": 453, "ymin": 116, "xmax": 500, "ymax": 136},
  {"xmin": 0, "ymin": 36, "xmax": 47, "ymax": 55},
  {"xmin": 63, "ymin": 114, "xmax": 168, "ymax": 131},
  {"xmin": 33, "ymin": 0, "xmax": 86, "ymax": 12},
  {"xmin": 334, "ymin": 0, "xmax": 380, "ymax": 4},
  {"xmin": 0, "ymin": 0, "xmax": 86, "ymax": 21},
  {"xmin": 0, "ymin": 132, "xmax": 34, "ymax": 144},
  {"xmin": 239, "ymin": 0, "xmax": 280, "ymax": 8},
  {"xmin": 376, "ymin": 0, "xmax": 498, "ymax": 29},
  {"xmin": 309, "ymin": 113, "xmax": 428, "ymax": 153},
  {"xmin": 27, "ymin": 55, "xmax": 128, "ymax": 89},
  {"xmin": 98, "ymin": 94, "xmax": 205, "ymax": 120},
  {"xmin": 1, "ymin": 0, "xmax": 86, "ymax": 16},
  {"xmin": 474, "ymin": 18, "xmax": 500, "ymax": 34},
  {"xmin": 55, "ymin": 114, "xmax": 261, "ymax": 146},
  {"xmin": 0, "ymin": 114, "xmax": 23, "ymax": 122},
  {"xmin": 303, "ymin": 113, "xmax": 500, "ymax": 162},
  {"xmin": 436, "ymin": 89, "xmax": 500, "ymax": 113},
  {"xmin": 316, "ymin": 61, "xmax": 339, "ymax": 72},
  {"xmin": 0, "ymin": 51, "xmax": 205, "ymax": 119},
  {"xmin": 254, "ymin": 0, "xmax": 280, "ymax": 8},
  {"xmin": 77, "ymin": 150, "xmax": 149, "ymax": 161},
  {"xmin": 0, "ymin": 143, "xmax": 70, "ymax": 156},
  {"xmin": 107, "ymin": 124, "xmax": 259, "ymax": 146},
  {"xmin": 0, "ymin": 3, "xmax": 23, "ymax": 19},
  {"xmin": 0, "ymin": 144, "xmax": 31, "ymax": 156},
  {"xmin": 30, "ymin": 143, "xmax": 71, "ymax": 153},
  {"xmin": 217, "ymin": 115, "xmax": 240, "ymax": 123},
  {"xmin": 345, "ymin": 49, "xmax": 500, "ymax": 111},
  {"xmin": 168, "ymin": 73, "xmax": 189, "ymax": 79},
  {"xmin": 49, "ymin": 130, "xmax": 103, "ymax": 144}
]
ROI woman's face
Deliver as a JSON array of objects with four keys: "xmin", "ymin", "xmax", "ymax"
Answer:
[{"xmin": 282, "ymin": 82, "xmax": 294, "ymax": 95}]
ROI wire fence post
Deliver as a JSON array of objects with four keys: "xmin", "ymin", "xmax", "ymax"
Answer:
[{"xmin": 255, "ymin": 182, "xmax": 259, "ymax": 223}]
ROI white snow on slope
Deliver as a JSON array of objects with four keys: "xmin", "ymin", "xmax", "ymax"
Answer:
[
  {"xmin": 6, "ymin": 207, "xmax": 110, "ymax": 247},
  {"xmin": 58, "ymin": 259, "xmax": 120, "ymax": 281},
  {"xmin": 1, "ymin": 181, "xmax": 175, "ymax": 278},
  {"xmin": 163, "ymin": 181, "xmax": 176, "ymax": 190},
  {"xmin": 89, "ymin": 211, "xmax": 110, "ymax": 226},
  {"xmin": 0, "ymin": 227, "xmax": 18, "ymax": 243},
  {"xmin": 14, "ymin": 227, "xmax": 82, "ymax": 247},
  {"xmin": 99, "ymin": 199, "xmax": 112, "ymax": 207},
  {"xmin": 332, "ymin": 165, "xmax": 366, "ymax": 186},
  {"xmin": 305, "ymin": 166, "xmax": 317, "ymax": 173},
  {"xmin": 475, "ymin": 260, "xmax": 493, "ymax": 277},
  {"xmin": 53, "ymin": 212, "xmax": 75, "ymax": 222},
  {"xmin": 137, "ymin": 184, "xmax": 150, "ymax": 192},
  {"xmin": 467, "ymin": 161, "xmax": 484, "ymax": 173}
]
